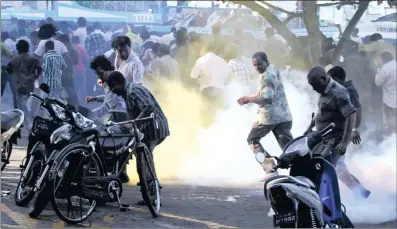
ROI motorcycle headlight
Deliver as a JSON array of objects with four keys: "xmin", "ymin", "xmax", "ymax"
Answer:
[
  {"xmin": 72, "ymin": 112, "xmax": 96, "ymax": 129},
  {"xmin": 50, "ymin": 124, "xmax": 72, "ymax": 144},
  {"xmin": 50, "ymin": 104, "xmax": 68, "ymax": 121},
  {"xmin": 283, "ymin": 137, "xmax": 309, "ymax": 157}
]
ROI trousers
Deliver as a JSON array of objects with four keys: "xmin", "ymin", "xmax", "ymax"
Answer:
[{"xmin": 247, "ymin": 121, "xmax": 293, "ymax": 173}]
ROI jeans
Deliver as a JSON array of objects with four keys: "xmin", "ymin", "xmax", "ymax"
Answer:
[
  {"xmin": 335, "ymin": 155, "xmax": 368, "ymax": 194},
  {"xmin": 1, "ymin": 66, "xmax": 18, "ymax": 109},
  {"xmin": 16, "ymin": 93, "xmax": 33, "ymax": 129},
  {"xmin": 384, "ymin": 104, "xmax": 397, "ymax": 134},
  {"xmin": 64, "ymin": 79, "xmax": 79, "ymax": 106},
  {"xmin": 200, "ymin": 87, "xmax": 224, "ymax": 127},
  {"xmin": 247, "ymin": 121, "xmax": 293, "ymax": 173},
  {"xmin": 86, "ymin": 69, "xmax": 98, "ymax": 96},
  {"xmin": 74, "ymin": 71, "xmax": 86, "ymax": 103}
]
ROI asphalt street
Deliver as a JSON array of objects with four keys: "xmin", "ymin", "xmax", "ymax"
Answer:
[{"xmin": 1, "ymin": 149, "xmax": 397, "ymax": 228}]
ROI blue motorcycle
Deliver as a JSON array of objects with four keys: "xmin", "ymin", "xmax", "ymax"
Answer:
[{"xmin": 258, "ymin": 123, "xmax": 354, "ymax": 228}]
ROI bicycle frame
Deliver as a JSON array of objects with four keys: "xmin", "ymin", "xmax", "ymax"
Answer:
[{"xmin": 84, "ymin": 113, "xmax": 158, "ymax": 178}]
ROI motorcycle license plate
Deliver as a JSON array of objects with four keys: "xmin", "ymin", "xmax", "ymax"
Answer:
[
  {"xmin": 32, "ymin": 117, "xmax": 59, "ymax": 135},
  {"xmin": 273, "ymin": 211, "xmax": 296, "ymax": 227}
]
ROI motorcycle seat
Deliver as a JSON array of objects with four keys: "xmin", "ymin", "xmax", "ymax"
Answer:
[
  {"xmin": 265, "ymin": 175, "xmax": 316, "ymax": 190},
  {"xmin": 1, "ymin": 110, "xmax": 23, "ymax": 132},
  {"xmin": 295, "ymin": 176, "xmax": 316, "ymax": 189}
]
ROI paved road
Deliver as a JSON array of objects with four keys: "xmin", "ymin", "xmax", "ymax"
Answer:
[{"xmin": 1, "ymin": 149, "xmax": 396, "ymax": 228}]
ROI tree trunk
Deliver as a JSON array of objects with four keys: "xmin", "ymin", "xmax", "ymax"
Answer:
[
  {"xmin": 230, "ymin": 1, "xmax": 311, "ymax": 69},
  {"xmin": 331, "ymin": 1, "xmax": 370, "ymax": 64},
  {"xmin": 302, "ymin": 1, "xmax": 323, "ymax": 66}
]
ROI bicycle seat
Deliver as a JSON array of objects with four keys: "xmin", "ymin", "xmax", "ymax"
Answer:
[
  {"xmin": 1, "ymin": 110, "xmax": 23, "ymax": 132},
  {"xmin": 99, "ymin": 137, "xmax": 131, "ymax": 150}
]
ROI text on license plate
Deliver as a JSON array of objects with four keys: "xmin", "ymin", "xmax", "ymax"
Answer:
[{"xmin": 273, "ymin": 211, "xmax": 296, "ymax": 226}]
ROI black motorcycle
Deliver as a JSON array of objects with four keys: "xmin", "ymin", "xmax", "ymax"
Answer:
[{"xmin": 15, "ymin": 83, "xmax": 95, "ymax": 207}]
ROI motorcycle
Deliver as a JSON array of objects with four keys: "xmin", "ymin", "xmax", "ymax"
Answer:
[
  {"xmin": 15, "ymin": 83, "xmax": 95, "ymax": 207},
  {"xmin": 27, "ymin": 85, "xmax": 129, "ymax": 219},
  {"xmin": 258, "ymin": 123, "xmax": 354, "ymax": 228},
  {"xmin": 1, "ymin": 109, "xmax": 24, "ymax": 171}
]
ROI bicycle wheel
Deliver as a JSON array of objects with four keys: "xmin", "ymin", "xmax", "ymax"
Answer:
[
  {"xmin": 51, "ymin": 144, "xmax": 99, "ymax": 224},
  {"xmin": 136, "ymin": 143, "xmax": 161, "ymax": 217},
  {"xmin": 1, "ymin": 140, "xmax": 12, "ymax": 171}
]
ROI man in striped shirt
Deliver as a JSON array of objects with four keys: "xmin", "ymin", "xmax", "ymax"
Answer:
[
  {"xmin": 42, "ymin": 41, "xmax": 67, "ymax": 99},
  {"xmin": 106, "ymin": 71, "xmax": 170, "ymax": 196}
]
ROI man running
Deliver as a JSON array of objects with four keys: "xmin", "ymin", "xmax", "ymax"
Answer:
[
  {"xmin": 327, "ymin": 66, "xmax": 371, "ymax": 198},
  {"xmin": 238, "ymin": 52, "xmax": 293, "ymax": 176}
]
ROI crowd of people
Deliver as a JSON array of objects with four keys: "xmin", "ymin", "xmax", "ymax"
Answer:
[{"xmin": 1, "ymin": 17, "xmax": 396, "ymax": 200}]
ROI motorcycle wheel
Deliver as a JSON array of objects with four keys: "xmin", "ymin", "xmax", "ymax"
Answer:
[
  {"xmin": 136, "ymin": 143, "xmax": 160, "ymax": 218},
  {"xmin": 15, "ymin": 157, "xmax": 44, "ymax": 207},
  {"xmin": 51, "ymin": 145, "xmax": 100, "ymax": 224},
  {"xmin": 1, "ymin": 140, "xmax": 12, "ymax": 171}
]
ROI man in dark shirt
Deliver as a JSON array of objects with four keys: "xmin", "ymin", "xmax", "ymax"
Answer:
[
  {"xmin": 305, "ymin": 66, "xmax": 355, "ymax": 166},
  {"xmin": 327, "ymin": 66, "xmax": 371, "ymax": 199},
  {"xmin": 7, "ymin": 40, "xmax": 42, "ymax": 129},
  {"xmin": 106, "ymin": 71, "xmax": 170, "ymax": 204}
]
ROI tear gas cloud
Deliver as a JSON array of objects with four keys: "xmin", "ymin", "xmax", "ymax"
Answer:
[{"xmin": 127, "ymin": 69, "xmax": 396, "ymax": 224}]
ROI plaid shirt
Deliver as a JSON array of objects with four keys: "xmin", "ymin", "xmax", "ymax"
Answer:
[
  {"xmin": 123, "ymin": 82, "xmax": 170, "ymax": 141},
  {"xmin": 228, "ymin": 58, "xmax": 255, "ymax": 84},
  {"xmin": 85, "ymin": 33, "xmax": 106, "ymax": 60}
]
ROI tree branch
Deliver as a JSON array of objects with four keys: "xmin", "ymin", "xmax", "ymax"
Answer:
[
  {"xmin": 331, "ymin": 1, "xmax": 370, "ymax": 64},
  {"xmin": 317, "ymin": 1, "xmax": 360, "ymax": 7},
  {"xmin": 283, "ymin": 14, "xmax": 301, "ymax": 25},
  {"xmin": 260, "ymin": 1, "xmax": 301, "ymax": 16}
]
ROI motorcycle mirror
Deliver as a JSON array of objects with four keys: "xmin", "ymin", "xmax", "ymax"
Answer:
[
  {"xmin": 255, "ymin": 152, "xmax": 266, "ymax": 164},
  {"xmin": 39, "ymin": 83, "xmax": 50, "ymax": 94}
]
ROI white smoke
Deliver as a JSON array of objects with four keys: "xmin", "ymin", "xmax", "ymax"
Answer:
[{"xmin": 176, "ymin": 69, "xmax": 396, "ymax": 224}]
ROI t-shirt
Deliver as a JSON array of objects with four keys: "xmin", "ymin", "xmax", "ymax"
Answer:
[
  {"xmin": 34, "ymin": 38, "xmax": 68, "ymax": 57},
  {"xmin": 256, "ymin": 64, "xmax": 292, "ymax": 125},
  {"xmin": 315, "ymin": 79, "xmax": 356, "ymax": 140}
]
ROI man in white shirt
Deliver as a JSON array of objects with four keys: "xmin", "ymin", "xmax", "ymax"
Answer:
[
  {"xmin": 34, "ymin": 24, "xmax": 68, "ymax": 58},
  {"xmin": 350, "ymin": 28, "xmax": 362, "ymax": 44},
  {"xmin": 73, "ymin": 17, "xmax": 88, "ymax": 46},
  {"xmin": 191, "ymin": 43, "xmax": 229, "ymax": 126},
  {"xmin": 160, "ymin": 27, "xmax": 176, "ymax": 46},
  {"xmin": 375, "ymin": 52, "xmax": 397, "ymax": 133},
  {"xmin": 104, "ymin": 26, "xmax": 113, "ymax": 42},
  {"xmin": 1, "ymin": 32, "xmax": 18, "ymax": 109},
  {"xmin": 190, "ymin": 43, "xmax": 229, "ymax": 94},
  {"xmin": 93, "ymin": 22, "xmax": 106, "ymax": 37},
  {"xmin": 113, "ymin": 36, "xmax": 144, "ymax": 84}
]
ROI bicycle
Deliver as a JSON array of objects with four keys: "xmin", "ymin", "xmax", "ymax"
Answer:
[{"xmin": 48, "ymin": 113, "xmax": 161, "ymax": 224}]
